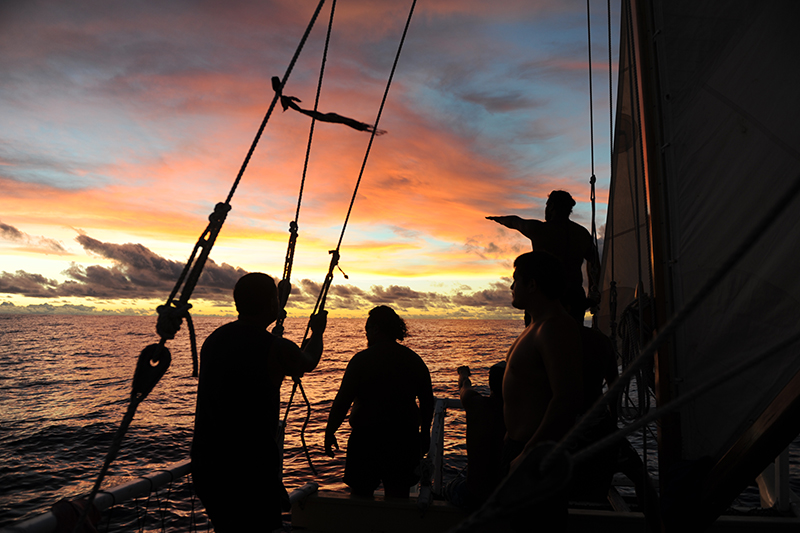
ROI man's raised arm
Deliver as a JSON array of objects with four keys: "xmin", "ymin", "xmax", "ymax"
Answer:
[
  {"xmin": 487, "ymin": 215, "xmax": 542, "ymax": 244},
  {"xmin": 276, "ymin": 311, "xmax": 328, "ymax": 378}
]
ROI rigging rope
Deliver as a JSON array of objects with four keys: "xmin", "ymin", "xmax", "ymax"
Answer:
[
  {"xmin": 74, "ymin": 3, "xmax": 329, "ymax": 531},
  {"xmin": 586, "ymin": 0, "xmax": 602, "ymax": 315},
  {"xmin": 574, "ymin": 327, "xmax": 800, "ymax": 466},
  {"xmin": 273, "ymin": 0, "xmax": 338, "ymax": 338},
  {"xmin": 300, "ymin": 0, "xmax": 418, "ymax": 342},
  {"xmin": 607, "ymin": 0, "xmax": 618, "ymax": 350},
  {"xmin": 278, "ymin": 0, "xmax": 418, "ymax": 478},
  {"xmin": 272, "ymin": 0, "xmax": 338, "ymax": 479}
]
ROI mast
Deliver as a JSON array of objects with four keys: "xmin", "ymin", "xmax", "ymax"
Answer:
[{"xmin": 627, "ymin": 0, "xmax": 682, "ymax": 484}]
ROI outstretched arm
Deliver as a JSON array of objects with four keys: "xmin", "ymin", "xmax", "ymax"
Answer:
[
  {"xmin": 299, "ymin": 311, "xmax": 327, "ymax": 373},
  {"xmin": 486, "ymin": 215, "xmax": 542, "ymax": 243},
  {"xmin": 486, "ymin": 215, "xmax": 525, "ymax": 231}
]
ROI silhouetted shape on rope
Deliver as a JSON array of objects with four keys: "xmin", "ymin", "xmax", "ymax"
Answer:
[{"xmin": 272, "ymin": 76, "xmax": 387, "ymax": 135}]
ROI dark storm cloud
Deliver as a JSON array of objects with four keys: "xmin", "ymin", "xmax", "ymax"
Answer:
[
  {"xmin": 283, "ymin": 280, "xmax": 509, "ymax": 314},
  {"xmin": 0, "ymin": 271, "xmax": 60, "ymax": 297},
  {"xmin": 0, "ymin": 229, "xmax": 515, "ymax": 313},
  {"xmin": 452, "ymin": 280, "xmax": 511, "ymax": 308},
  {"xmin": 457, "ymin": 90, "xmax": 543, "ymax": 113},
  {"xmin": 0, "ymin": 233, "xmax": 246, "ymax": 301},
  {"xmin": 0, "ymin": 300, "xmax": 99, "ymax": 315},
  {"xmin": 0, "ymin": 219, "xmax": 68, "ymax": 253}
]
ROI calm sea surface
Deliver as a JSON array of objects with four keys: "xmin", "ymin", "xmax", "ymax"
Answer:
[
  {"xmin": 0, "ymin": 315, "xmax": 525, "ymax": 530},
  {"xmin": 1, "ymin": 315, "xmax": 797, "ymax": 531}
]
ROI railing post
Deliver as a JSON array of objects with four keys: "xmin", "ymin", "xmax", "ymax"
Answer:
[{"xmin": 432, "ymin": 399, "xmax": 447, "ymax": 494}]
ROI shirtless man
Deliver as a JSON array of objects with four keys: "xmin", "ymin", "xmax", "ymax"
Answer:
[
  {"xmin": 500, "ymin": 251, "xmax": 583, "ymax": 529},
  {"xmin": 487, "ymin": 190, "xmax": 600, "ymax": 323}
]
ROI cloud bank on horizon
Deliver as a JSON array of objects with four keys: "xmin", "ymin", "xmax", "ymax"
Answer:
[{"xmin": 0, "ymin": 0, "xmax": 618, "ymax": 317}]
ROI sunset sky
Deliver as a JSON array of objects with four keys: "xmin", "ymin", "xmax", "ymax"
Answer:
[{"xmin": 0, "ymin": 0, "xmax": 619, "ymax": 319}]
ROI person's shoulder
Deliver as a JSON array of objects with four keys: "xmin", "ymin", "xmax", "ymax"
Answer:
[
  {"xmin": 581, "ymin": 326, "xmax": 614, "ymax": 353},
  {"xmin": 344, "ymin": 346, "xmax": 372, "ymax": 367},
  {"xmin": 203, "ymin": 320, "xmax": 240, "ymax": 344},
  {"xmin": 569, "ymin": 220, "xmax": 593, "ymax": 240},
  {"xmin": 538, "ymin": 313, "xmax": 581, "ymax": 341},
  {"xmin": 399, "ymin": 344, "xmax": 428, "ymax": 363},
  {"xmin": 461, "ymin": 387, "xmax": 488, "ymax": 409}
]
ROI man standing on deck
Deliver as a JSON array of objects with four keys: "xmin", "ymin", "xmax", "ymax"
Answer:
[
  {"xmin": 487, "ymin": 190, "xmax": 600, "ymax": 324},
  {"xmin": 191, "ymin": 272, "xmax": 327, "ymax": 533},
  {"xmin": 500, "ymin": 251, "xmax": 583, "ymax": 530}
]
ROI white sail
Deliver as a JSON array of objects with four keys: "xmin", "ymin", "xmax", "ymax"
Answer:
[{"xmin": 600, "ymin": 0, "xmax": 800, "ymax": 468}]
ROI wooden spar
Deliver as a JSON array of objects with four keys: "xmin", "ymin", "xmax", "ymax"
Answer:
[
  {"xmin": 0, "ymin": 461, "xmax": 319, "ymax": 533},
  {"xmin": 627, "ymin": 0, "xmax": 683, "ymax": 485},
  {"xmin": 0, "ymin": 460, "xmax": 191, "ymax": 533},
  {"xmin": 695, "ymin": 368, "xmax": 800, "ymax": 527}
]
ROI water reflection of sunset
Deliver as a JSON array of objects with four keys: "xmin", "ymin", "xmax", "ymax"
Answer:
[{"xmin": 0, "ymin": 315, "xmax": 523, "ymax": 523}]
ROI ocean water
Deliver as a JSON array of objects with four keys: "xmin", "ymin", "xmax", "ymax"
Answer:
[
  {"xmin": 1, "ymin": 315, "xmax": 797, "ymax": 531},
  {"xmin": 0, "ymin": 315, "xmax": 523, "ymax": 530}
]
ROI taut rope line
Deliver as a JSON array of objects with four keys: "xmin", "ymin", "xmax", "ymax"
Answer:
[
  {"xmin": 274, "ymin": 0, "xmax": 337, "ymax": 338},
  {"xmin": 74, "ymin": 3, "xmax": 328, "ymax": 531},
  {"xmin": 273, "ymin": 0, "xmax": 338, "ymax": 479},
  {"xmin": 280, "ymin": 0, "xmax": 418, "ymax": 477},
  {"xmin": 302, "ymin": 0, "xmax": 419, "ymax": 340}
]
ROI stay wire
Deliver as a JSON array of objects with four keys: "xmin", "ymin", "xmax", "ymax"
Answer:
[
  {"xmin": 286, "ymin": 0, "xmax": 417, "ymax": 479},
  {"xmin": 275, "ymin": 1, "xmax": 338, "ymax": 480},
  {"xmin": 274, "ymin": 0, "xmax": 337, "ymax": 336},
  {"xmin": 301, "ymin": 0, "xmax": 418, "ymax": 344},
  {"xmin": 334, "ymin": 0, "xmax": 417, "ymax": 253},
  {"xmin": 224, "ymin": 0, "xmax": 328, "ymax": 206},
  {"xmin": 587, "ymin": 0, "xmax": 596, "ymax": 180},
  {"xmin": 586, "ymin": 0, "xmax": 600, "ymax": 297}
]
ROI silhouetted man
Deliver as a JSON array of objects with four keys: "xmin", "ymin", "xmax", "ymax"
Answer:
[
  {"xmin": 192, "ymin": 272, "xmax": 327, "ymax": 533},
  {"xmin": 487, "ymin": 190, "xmax": 599, "ymax": 323},
  {"xmin": 325, "ymin": 306, "xmax": 433, "ymax": 499},
  {"xmin": 501, "ymin": 251, "xmax": 583, "ymax": 530}
]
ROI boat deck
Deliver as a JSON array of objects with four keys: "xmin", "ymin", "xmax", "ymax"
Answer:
[{"xmin": 289, "ymin": 487, "xmax": 800, "ymax": 533}]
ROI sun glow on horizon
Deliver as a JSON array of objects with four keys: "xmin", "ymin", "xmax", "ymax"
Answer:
[{"xmin": 0, "ymin": 0, "xmax": 618, "ymax": 319}]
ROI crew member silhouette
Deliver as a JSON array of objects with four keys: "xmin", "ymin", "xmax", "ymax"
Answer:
[
  {"xmin": 192, "ymin": 272, "xmax": 327, "ymax": 532},
  {"xmin": 487, "ymin": 190, "xmax": 599, "ymax": 324},
  {"xmin": 325, "ymin": 306, "xmax": 434, "ymax": 499},
  {"xmin": 497, "ymin": 251, "xmax": 583, "ymax": 531}
]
